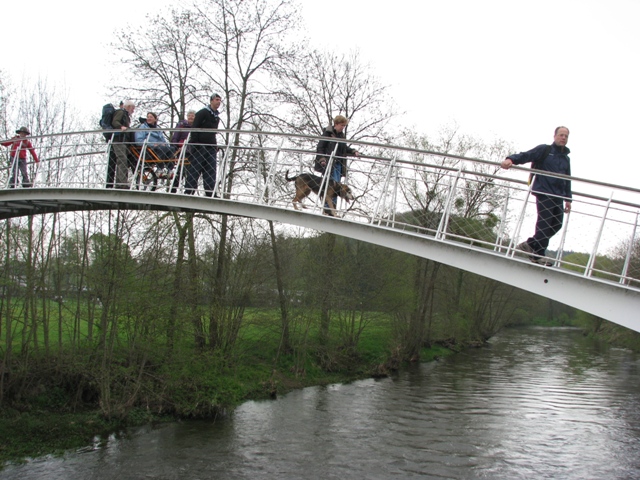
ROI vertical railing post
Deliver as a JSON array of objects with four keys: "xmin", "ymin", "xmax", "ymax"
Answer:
[
  {"xmin": 169, "ymin": 133, "xmax": 190, "ymax": 193},
  {"xmin": 620, "ymin": 211, "xmax": 639, "ymax": 285},
  {"xmin": 6, "ymin": 143, "xmax": 21, "ymax": 189},
  {"xmin": 131, "ymin": 136, "xmax": 149, "ymax": 189},
  {"xmin": 436, "ymin": 163, "xmax": 463, "ymax": 240},
  {"xmin": 494, "ymin": 190, "xmax": 510, "ymax": 252},
  {"xmin": 585, "ymin": 191, "xmax": 614, "ymax": 278},
  {"xmin": 103, "ymin": 136, "xmax": 114, "ymax": 190},
  {"xmin": 553, "ymin": 207, "xmax": 571, "ymax": 266},
  {"xmin": 372, "ymin": 156, "xmax": 396, "ymax": 225},
  {"xmin": 317, "ymin": 142, "xmax": 339, "ymax": 213},
  {"xmin": 390, "ymin": 164, "xmax": 400, "ymax": 227},
  {"xmin": 212, "ymin": 131, "xmax": 233, "ymax": 198},
  {"xmin": 257, "ymin": 139, "xmax": 283, "ymax": 204},
  {"xmin": 508, "ymin": 183, "xmax": 535, "ymax": 257}
]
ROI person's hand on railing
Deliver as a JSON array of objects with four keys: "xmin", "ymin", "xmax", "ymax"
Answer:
[{"xmin": 501, "ymin": 158, "xmax": 513, "ymax": 169}]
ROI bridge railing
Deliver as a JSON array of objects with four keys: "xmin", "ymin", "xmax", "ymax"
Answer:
[{"xmin": 1, "ymin": 129, "xmax": 639, "ymax": 290}]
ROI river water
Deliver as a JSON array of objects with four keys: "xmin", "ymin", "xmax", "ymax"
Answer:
[{"xmin": 3, "ymin": 326, "xmax": 640, "ymax": 479}]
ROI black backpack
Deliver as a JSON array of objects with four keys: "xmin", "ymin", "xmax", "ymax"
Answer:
[{"xmin": 99, "ymin": 103, "xmax": 116, "ymax": 141}]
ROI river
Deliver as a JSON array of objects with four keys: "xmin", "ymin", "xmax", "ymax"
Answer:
[{"xmin": 3, "ymin": 326, "xmax": 640, "ymax": 479}]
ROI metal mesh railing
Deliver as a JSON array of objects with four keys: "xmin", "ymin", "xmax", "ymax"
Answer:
[{"xmin": 2, "ymin": 129, "xmax": 639, "ymax": 290}]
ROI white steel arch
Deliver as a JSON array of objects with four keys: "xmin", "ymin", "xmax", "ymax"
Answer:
[{"xmin": 0, "ymin": 188, "xmax": 638, "ymax": 333}]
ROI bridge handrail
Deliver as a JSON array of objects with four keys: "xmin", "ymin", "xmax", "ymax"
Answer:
[
  {"xmin": 1, "ymin": 129, "xmax": 639, "ymax": 288},
  {"xmin": 4, "ymin": 128, "xmax": 639, "ymax": 199}
]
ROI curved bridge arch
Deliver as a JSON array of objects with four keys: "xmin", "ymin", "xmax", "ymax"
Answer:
[{"xmin": 1, "ymin": 187, "xmax": 639, "ymax": 333}]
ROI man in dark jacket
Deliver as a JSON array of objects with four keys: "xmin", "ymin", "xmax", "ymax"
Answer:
[
  {"xmin": 501, "ymin": 126, "xmax": 572, "ymax": 265},
  {"xmin": 185, "ymin": 94, "xmax": 221, "ymax": 196}
]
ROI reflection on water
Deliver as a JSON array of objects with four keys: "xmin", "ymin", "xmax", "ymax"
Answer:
[{"xmin": 4, "ymin": 327, "xmax": 640, "ymax": 479}]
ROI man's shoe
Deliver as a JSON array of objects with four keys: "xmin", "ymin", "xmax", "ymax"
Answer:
[
  {"xmin": 517, "ymin": 241, "xmax": 534, "ymax": 255},
  {"xmin": 530, "ymin": 256, "xmax": 553, "ymax": 267}
]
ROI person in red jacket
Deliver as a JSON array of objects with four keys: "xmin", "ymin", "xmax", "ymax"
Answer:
[{"xmin": 2, "ymin": 126, "xmax": 39, "ymax": 188}]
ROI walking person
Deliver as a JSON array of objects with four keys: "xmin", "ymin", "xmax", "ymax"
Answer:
[
  {"xmin": 110, "ymin": 100, "xmax": 136, "ymax": 189},
  {"xmin": 185, "ymin": 94, "xmax": 221, "ymax": 197},
  {"xmin": 501, "ymin": 126, "xmax": 572, "ymax": 265},
  {"xmin": 2, "ymin": 127, "xmax": 39, "ymax": 188},
  {"xmin": 314, "ymin": 115, "xmax": 359, "ymax": 213}
]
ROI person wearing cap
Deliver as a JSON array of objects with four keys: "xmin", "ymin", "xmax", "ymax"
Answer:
[
  {"xmin": 2, "ymin": 126, "xmax": 39, "ymax": 188},
  {"xmin": 501, "ymin": 126, "xmax": 572, "ymax": 265},
  {"xmin": 185, "ymin": 94, "xmax": 221, "ymax": 196}
]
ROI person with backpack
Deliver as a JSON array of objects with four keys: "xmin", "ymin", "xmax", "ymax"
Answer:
[
  {"xmin": 501, "ymin": 126, "xmax": 572, "ymax": 265},
  {"xmin": 2, "ymin": 126, "xmax": 39, "ymax": 188},
  {"xmin": 185, "ymin": 94, "xmax": 221, "ymax": 197},
  {"xmin": 102, "ymin": 102, "xmax": 119, "ymax": 188},
  {"xmin": 109, "ymin": 100, "xmax": 136, "ymax": 189}
]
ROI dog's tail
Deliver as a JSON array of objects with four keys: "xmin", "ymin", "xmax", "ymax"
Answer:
[{"xmin": 285, "ymin": 170, "xmax": 297, "ymax": 182}]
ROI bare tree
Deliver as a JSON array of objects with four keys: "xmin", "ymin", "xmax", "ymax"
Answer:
[
  {"xmin": 111, "ymin": 8, "xmax": 209, "ymax": 124},
  {"xmin": 273, "ymin": 49, "xmax": 396, "ymax": 142},
  {"xmin": 389, "ymin": 125, "xmax": 515, "ymax": 358},
  {"xmin": 191, "ymin": 0, "xmax": 302, "ymax": 133}
]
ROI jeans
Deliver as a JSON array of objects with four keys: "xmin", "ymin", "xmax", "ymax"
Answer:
[
  {"xmin": 324, "ymin": 163, "xmax": 343, "ymax": 209},
  {"xmin": 9, "ymin": 157, "xmax": 31, "ymax": 188}
]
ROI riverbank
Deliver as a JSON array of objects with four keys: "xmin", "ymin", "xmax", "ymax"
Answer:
[{"xmin": 0, "ymin": 340, "xmax": 455, "ymax": 465}]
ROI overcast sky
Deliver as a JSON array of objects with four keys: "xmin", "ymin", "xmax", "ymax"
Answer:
[{"xmin": 2, "ymin": 0, "xmax": 639, "ymax": 188}]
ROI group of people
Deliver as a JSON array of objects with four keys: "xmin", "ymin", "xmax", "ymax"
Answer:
[
  {"xmin": 2, "ymin": 98, "xmax": 572, "ymax": 265},
  {"xmin": 107, "ymin": 94, "xmax": 221, "ymax": 196}
]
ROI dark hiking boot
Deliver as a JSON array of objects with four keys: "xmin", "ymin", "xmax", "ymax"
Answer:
[
  {"xmin": 516, "ymin": 241, "xmax": 534, "ymax": 255},
  {"xmin": 530, "ymin": 256, "xmax": 554, "ymax": 267}
]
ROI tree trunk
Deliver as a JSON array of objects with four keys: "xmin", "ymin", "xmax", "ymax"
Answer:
[
  {"xmin": 319, "ymin": 234, "xmax": 336, "ymax": 344},
  {"xmin": 186, "ymin": 214, "xmax": 205, "ymax": 350},
  {"xmin": 269, "ymin": 221, "xmax": 291, "ymax": 353}
]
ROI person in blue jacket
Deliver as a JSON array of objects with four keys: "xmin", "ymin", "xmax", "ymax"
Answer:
[
  {"xmin": 135, "ymin": 112, "xmax": 175, "ymax": 160},
  {"xmin": 501, "ymin": 126, "xmax": 572, "ymax": 265}
]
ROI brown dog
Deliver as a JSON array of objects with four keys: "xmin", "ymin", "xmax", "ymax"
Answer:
[{"xmin": 285, "ymin": 170, "xmax": 354, "ymax": 216}]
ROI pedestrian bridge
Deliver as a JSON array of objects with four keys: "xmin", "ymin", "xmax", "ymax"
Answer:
[{"xmin": 1, "ymin": 130, "xmax": 639, "ymax": 332}]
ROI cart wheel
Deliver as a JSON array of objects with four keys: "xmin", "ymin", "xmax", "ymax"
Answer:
[{"xmin": 140, "ymin": 168, "xmax": 158, "ymax": 191}]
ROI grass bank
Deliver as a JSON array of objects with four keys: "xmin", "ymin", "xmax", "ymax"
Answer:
[{"xmin": 0, "ymin": 314, "xmax": 456, "ymax": 466}]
